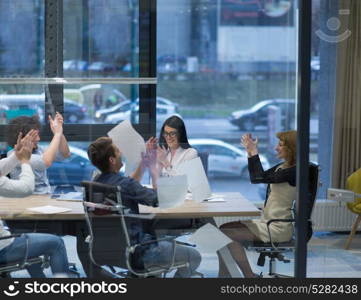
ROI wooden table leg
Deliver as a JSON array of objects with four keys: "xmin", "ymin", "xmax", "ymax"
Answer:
[{"xmin": 344, "ymin": 214, "xmax": 361, "ymax": 250}]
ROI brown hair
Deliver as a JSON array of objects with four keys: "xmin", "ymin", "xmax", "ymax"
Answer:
[
  {"xmin": 276, "ymin": 130, "xmax": 297, "ymax": 166},
  {"xmin": 87, "ymin": 137, "xmax": 116, "ymax": 173},
  {"xmin": 7, "ymin": 115, "xmax": 41, "ymax": 147}
]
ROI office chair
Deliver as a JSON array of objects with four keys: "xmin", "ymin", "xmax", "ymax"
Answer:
[
  {"xmin": 81, "ymin": 180, "xmax": 193, "ymax": 278},
  {"xmin": 344, "ymin": 168, "xmax": 361, "ymax": 250},
  {"xmin": 248, "ymin": 163, "xmax": 319, "ymax": 277},
  {"xmin": 0, "ymin": 234, "xmax": 50, "ymax": 278}
]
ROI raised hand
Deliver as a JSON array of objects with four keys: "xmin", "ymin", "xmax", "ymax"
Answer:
[
  {"xmin": 157, "ymin": 145, "xmax": 170, "ymax": 168},
  {"xmin": 49, "ymin": 112, "xmax": 64, "ymax": 135},
  {"xmin": 145, "ymin": 137, "xmax": 157, "ymax": 167},
  {"xmin": 241, "ymin": 133, "xmax": 259, "ymax": 157},
  {"xmin": 14, "ymin": 130, "xmax": 35, "ymax": 163}
]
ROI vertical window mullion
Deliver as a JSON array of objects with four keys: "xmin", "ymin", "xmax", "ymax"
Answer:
[
  {"xmin": 44, "ymin": 0, "xmax": 63, "ymax": 125},
  {"xmin": 139, "ymin": 0, "xmax": 156, "ymax": 138}
]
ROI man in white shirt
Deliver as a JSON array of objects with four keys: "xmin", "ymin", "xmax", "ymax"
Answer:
[
  {"xmin": 0, "ymin": 130, "xmax": 71, "ymax": 277},
  {"xmin": 7, "ymin": 113, "xmax": 70, "ymax": 194}
]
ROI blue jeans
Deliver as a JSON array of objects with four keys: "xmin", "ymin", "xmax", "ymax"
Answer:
[
  {"xmin": 142, "ymin": 241, "xmax": 201, "ymax": 277},
  {"xmin": 0, "ymin": 233, "xmax": 70, "ymax": 277}
]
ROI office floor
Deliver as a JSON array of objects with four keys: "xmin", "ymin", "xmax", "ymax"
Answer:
[{"xmin": 10, "ymin": 232, "xmax": 361, "ymax": 278}]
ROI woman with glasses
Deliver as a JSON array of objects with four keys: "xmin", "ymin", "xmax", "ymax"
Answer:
[{"xmin": 156, "ymin": 115, "xmax": 198, "ymax": 177}]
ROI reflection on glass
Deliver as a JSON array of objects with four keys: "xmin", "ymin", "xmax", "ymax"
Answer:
[
  {"xmin": 63, "ymin": 0, "xmax": 139, "ymax": 78},
  {"xmin": 0, "ymin": 87, "xmax": 45, "ymax": 124},
  {"xmin": 37, "ymin": 141, "xmax": 94, "ymax": 187},
  {"xmin": 157, "ymin": 0, "xmax": 297, "ymax": 203},
  {"xmin": 64, "ymin": 84, "xmax": 139, "ymax": 124},
  {"xmin": 0, "ymin": 0, "xmax": 44, "ymax": 77}
]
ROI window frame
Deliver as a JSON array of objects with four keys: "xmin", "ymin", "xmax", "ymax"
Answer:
[{"xmin": 0, "ymin": 0, "xmax": 157, "ymax": 142}]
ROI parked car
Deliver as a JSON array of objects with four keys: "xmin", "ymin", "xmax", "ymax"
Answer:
[
  {"xmin": 64, "ymin": 99, "xmax": 88, "ymax": 123},
  {"xmin": 189, "ymin": 138, "xmax": 270, "ymax": 178},
  {"xmin": 104, "ymin": 97, "xmax": 180, "ymax": 124},
  {"xmin": 47, "ymin": 146, "xmax": 96, "ymax": 186},
  {"xmin": 229, "ymin": 99, "xmax": 295, "ymax": 131},
  {"xmin": 157, "ymin": 54, "xmax": 187, "ymax": 73},
  {"xmin": 94, "ymin": 100, "xmax": 132, "ymax": 122},
  {"xmin": 88, "ymin": 61, "xmax": 117, "ymax": 73},
  {"xmin": 63, "ymin": 60, "xmax": 88, "ymax": 71}
]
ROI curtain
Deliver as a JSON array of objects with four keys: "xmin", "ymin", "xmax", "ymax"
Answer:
[{"xmin": 332, "ymin": 0, "xmax": 361, "ymax": 188}]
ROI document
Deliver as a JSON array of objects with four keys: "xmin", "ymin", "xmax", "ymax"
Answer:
[
  {"xmin": 203, "ymin": 193, "xmax": 226, "ymax": 202},
  {"xmin": 189, "ymin": 223, "xmax": 232, "ymax": 253},
  {"xmin": 157, "ymin": 175, "xmax": 188, "ymax": 209},
  {"xmin": 107, "ymin": 120, "xmax": 146, "ymax": 175},
  {"xmin": 27, "ymin": 205, "xmax": 72, "ymax": 214},
  {"xmin": 177, "ymin": 157, "xmax": 212, "ymax": 202}
]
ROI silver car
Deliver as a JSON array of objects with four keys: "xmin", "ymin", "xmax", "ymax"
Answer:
[
  {"xmin": 104, "ymin": 97, "xmax": 180, "ymax": 124},
  {"xmin": 189, "ymin": 138, "xmax": 270, "ymax": 178}
]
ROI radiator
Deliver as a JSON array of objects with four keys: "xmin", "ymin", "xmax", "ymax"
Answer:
[{"xmin": 214, "ymin": 200, "xmax": 357, "ymax": 232}]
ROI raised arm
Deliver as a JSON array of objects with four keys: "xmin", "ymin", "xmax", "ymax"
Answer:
[
  {"xmin": 55, "ymin": 113, "xmax": 71, "ymax": 158},
  {"xmin": 130, "ymin": 137, "xmax": 157, "ymax": 182},
  {"xmin": 42, "ymin": 112, "xmax": 69, "ymax": 167},
  {"xmin": 248, "ymin": 155, "xmax": 295, "ymax": 185}
]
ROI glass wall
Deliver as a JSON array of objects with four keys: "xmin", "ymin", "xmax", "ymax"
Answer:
[
  {"xmin": 0, "ymin": 0, "xmax": 358, "ymax": 278},
  {"xmin": 63, "ymin": 0, "xmax": 139, "ymax": 78},
  {"xmin": 157, "ymin": 0, "xmax": 297, "ymax": 203}
]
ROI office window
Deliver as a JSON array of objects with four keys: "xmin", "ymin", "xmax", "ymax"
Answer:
[
  {"xmin": 0, "ymin": 0, "xmax": 44, "ymax": 77},
  {"xmin": 157, "ymin": 0, "xmax": 297, "ymax": 202},
  {"xmin": 63, "ymin": 0, "xmax": 139, "ymax": 78}
]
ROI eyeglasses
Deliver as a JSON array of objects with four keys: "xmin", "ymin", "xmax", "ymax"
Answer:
[{"xmin": 163, "ymin": 131, "xmax": 178, "ymax": 138}]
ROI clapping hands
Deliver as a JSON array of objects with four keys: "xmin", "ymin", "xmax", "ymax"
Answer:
[
  {"xmin": 142, "ymin": 137, "xmax": 170, "ymax": 169},
  {"xmin": 142, "ymin": 137, "xmax": 157, "ymax": 168},
  {"xmin": 14, "ymin": 130, "xmax": 37, "ymax": 163},
  {"xmin": 49, "ymin": 112, "xmax": 64, "ymax": 136},
  {"xmin": 241, "ymin": 133, "xmax": 259, "ymax": 157}
]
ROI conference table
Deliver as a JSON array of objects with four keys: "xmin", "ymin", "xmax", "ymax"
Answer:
[{"xmin": 0, "ymin": 193, "xmax": 261, "ymax": 278}]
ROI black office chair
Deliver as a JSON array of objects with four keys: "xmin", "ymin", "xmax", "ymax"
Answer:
[
  {"xmin": 248, "ymin": 163, "xmax": 319, "ymax": 277},
  {"xmin": 81, "ymin": 180, "xmax": 191, "ymax": 278},
  {"xmin": 0, "ymin": 234, "xmax": 50, "ymax": 278}
]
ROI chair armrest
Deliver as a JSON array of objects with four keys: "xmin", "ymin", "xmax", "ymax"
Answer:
[
  {"xmin": 84, "ymin": 201, "xmax": 155, "ymax": 220},
  {"xmin": 0, "ymin": 234, "xmax": 22, "ymax": 241},
  {"xmin": 83, "ymin": 201, "xmax": 121, "ymax": 212},
  {"xmin": 132, "ymin": 236, "xmax": 176, "ymax": 249}
]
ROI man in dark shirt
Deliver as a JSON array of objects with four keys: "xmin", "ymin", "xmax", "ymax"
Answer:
[{"xmin": 86, "ymin": 137, "xmax": 201, "ymax": 277}]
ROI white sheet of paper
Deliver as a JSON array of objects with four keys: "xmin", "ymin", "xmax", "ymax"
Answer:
[
  {"xmin": 27, "ymin": 205, "xmax": 72, "ymax": 214},
  {"xmin": 189, "ymin": 223, "xmax": 232, "ymax": 253},
  {"xmin": 157, "ymin": 175, "xmax": 188, "ymax": 209},
  {"xmin": 177, "ymin": 157, "xmax": 212, "ymax": 202},
  {"xmin": 56, "ymin": 192, "xmax": 83, "ymax": 201},
  {"xmin": 107, "ymin": 120, "xmax": 146, "ymax": 175}
]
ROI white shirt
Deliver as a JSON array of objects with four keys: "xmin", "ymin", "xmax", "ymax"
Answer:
[
  {"xmin": 0, "ymin": 163, "xmax": 35, "ymax": 251},
  {"xmin": 160, "ymin": 147, "xmax": 198, "ymax": 177},
  {"xmin": 8, "ymin": 147, "xmax": 65, "ymax": 194}
]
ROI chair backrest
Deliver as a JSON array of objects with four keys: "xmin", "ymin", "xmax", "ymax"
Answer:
[
  {"xmin": 264, "ymin": 162, "xmax": 319, "ymax": 242},
  {"xmin": 306, "ymin": 162, "xmax": 319, "ymax": 241},
  {"xmin": 81, "ymin": 181, "xmax": 129, "ymax": 269},
  {"xmin": 198, "ymin": 152, "xmax": 209, "ymax": 176}
]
